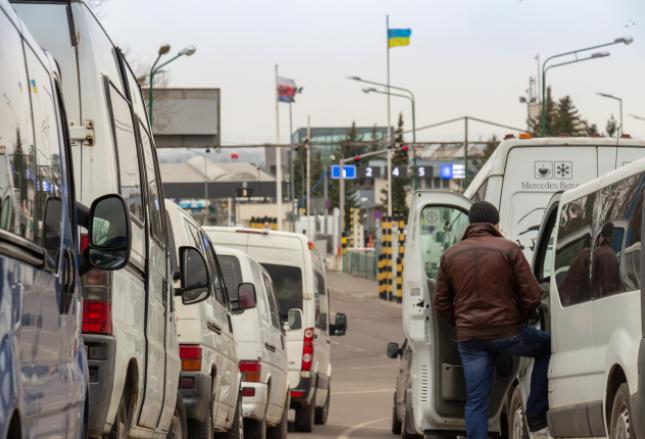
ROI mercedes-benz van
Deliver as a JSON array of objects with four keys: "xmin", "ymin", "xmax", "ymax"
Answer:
[
  {"xmin": 204, "ymin": 227, "xmax": 347, "ymax": 433},
  {"xmin": 12, "ymin": 1, "xmax": 202, "ymax": 437},
  {"xmin": 532, "ymin": 157, "xmax": 645, "ymax": 438}
]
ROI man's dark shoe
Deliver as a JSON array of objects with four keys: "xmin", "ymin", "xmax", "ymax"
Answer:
[{"xmin": 527, "ymin": 416, "xmax": 548, "ymax": 433}]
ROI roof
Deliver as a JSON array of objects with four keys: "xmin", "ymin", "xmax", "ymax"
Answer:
[
  {"xmin": 160, "ymin": 157, "xmax": 274, "ymax": 183},
  {"xmin": 204, "ymin": 226, "xmax": 309, "ymax": 243}
]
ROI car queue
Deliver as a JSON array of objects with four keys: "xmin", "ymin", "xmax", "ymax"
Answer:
[{"xmin": 0, "ymin": 1, "xmax": 347, "ymax": 438}]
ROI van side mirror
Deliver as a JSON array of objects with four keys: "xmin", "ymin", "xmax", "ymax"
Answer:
[
  {"xmin": 87, "ymin": 194, "xmax": 131, "ymax": 271},
  {"xmin": 330, "ymin": 312, "xmax": 347, "ymax": 336},
  {"xmin": 387, "ymin": 342, "xmax": 401, "ymax": 359},
  {"xmin": 287, "ymin": 308, "xmax": 303, "ymax": 331},
  {"xmin": 179, "ymin": 246, "xmax": 210, "ymax": 305},
  {"xmin": 238, "ymin": 283, "xmax": 257, "ymax": 310}
]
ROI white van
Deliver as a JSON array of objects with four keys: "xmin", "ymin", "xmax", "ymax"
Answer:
[
  {"xmin": 204, "ymin": 227, "xmax": 347, "ymax": 433},
  {"xmin": 165, "ymin": 201, "xmax": 243, "ymax": 438},
  {"xmin": 216, "ymin": 246, "xmax": 290, "ymax": 439},
  {"xmin": 404, "ymin": 136, "xmax": 645, "ymax": 437},
  {"xmin": 12, "ymin": 2, "xmax": 195, "ymax": 437},
  {"xmin": 531, "ymin": 157, "xmax": 645, "ymax": 438}
]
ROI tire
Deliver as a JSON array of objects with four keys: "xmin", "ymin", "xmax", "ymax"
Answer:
[
  {"xmin": 294, "ymin": 392, "xmax": 315, "ymax": 433},
  {"xmin": 391, "ymin": 399, "xmax": 402, "ymax": 435},
  {"xmin": 108, "ymin": 394, "xmax": 131, "ymax": 439},
  {"xmin": 243, "ymin": 418, "xmax": 266, "ymax": 439},
  {"xmin": 267, "ymin": 395, "xmax": 289, "ymax": 439},
  {"xmin": 188, "ymin": 405, "xmax": 213, "ymax": 439},
  {"xmin": 609, "ymin": 383, "xmax": 636, "ymax": 439},
  {"xmin": 507, "ymin": 386, "xmax": 529, "ymax": 439},
  {"xmin": 169, "ymin": 392, "xmax": 189, "ymax": 439},
  {"xmin": 315, "ymin": 386, "xmax": 330, "ymax": 425},
  {"xmin": 216, "ymin": 393, "xmax": 244, "ymax": 439}
]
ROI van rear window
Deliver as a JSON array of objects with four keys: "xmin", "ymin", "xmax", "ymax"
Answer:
[
  {"xmin": 219, "ymin": 255, "xmax": 243, "ymax": 299},
  {"xmin": 261, "ymin": 264, "xmax": 303, "ymax": 318}
]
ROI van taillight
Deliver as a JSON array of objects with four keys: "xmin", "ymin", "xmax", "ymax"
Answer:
[
  {"xmin": 80, "ymin": 233, "xmax": 89, "ymax": 253},
  {"xmin": 82, "ymin": 300, "xmax": 112, "ymax": 335},
  {"xmin": 240, "ymin": 360, "xmax": 262, "ymax": 382},
  {"xmin": 179, "ymin": 345, "xmax": 202, "ymax": 372},
  {"xmin": 302, "ymin": 327, "xmax": 314, "ymax": 372}
]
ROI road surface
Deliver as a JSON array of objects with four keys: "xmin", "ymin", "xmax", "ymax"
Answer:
[{"xmin": 290, "ymin": 271, "xmax": 404, "ymax": 439}]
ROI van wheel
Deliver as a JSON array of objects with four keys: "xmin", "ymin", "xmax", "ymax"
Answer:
[
  {"xmin": 507, "ymin": 387, "xmax": 529, "ymax": 439},
  {"xmin": 391, "ymin": 400, "xmax": 402, "ymax": 435},
  {"xmin": 188, "ymin": 403, "xmax": 213, "ymax": 439},
  {"xmin": 294, "ymin": 394, "xmax": 315, "ymax": 432},
  {"xmin": 217, "ymin": 393, "xmax": 243, "ymax": 439},
  {"xmin": 169, "ymin": 392, "xmax": 188, "ymax": 439},
  {"xmin": 267, "ymin": 394, "xmax": 289, "ymax": 439},
  {"xmin": 243, "ymin": 417, "xmax": 266, "ymax": 439},
  {"xmin": 315, "ymin": 387, "xmax": 330, "ymax": 425},
  {"xmin": 610, "ymin": 383, "xmax": 635, "ymax": 439},
  {"xmin": 109, "ymin": 395, "xmax": 131, "ymax": 439}
]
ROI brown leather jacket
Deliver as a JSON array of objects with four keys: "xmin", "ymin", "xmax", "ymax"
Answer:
[{"xmin": 432, "ymin": 223, "xmax": 543, "ymax": 342}]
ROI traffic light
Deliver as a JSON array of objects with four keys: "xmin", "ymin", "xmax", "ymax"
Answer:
[{"xmin": 353, "ymin": 155, "xmax": 362, "ymax": 165}]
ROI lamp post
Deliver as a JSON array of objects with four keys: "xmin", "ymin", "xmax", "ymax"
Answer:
[
  {"xmin": 630, "ymin": 114, "xmax": 645, "ymax": 123},
  {"xmin": 147, "ymin": 44, "xmax": 196, "ymax": 127},
  {"xmin": 540, "ymin": 36, "xmax": 633, "ymax": 136},
  {"xmin": 597, "ymin": 92, "xmax": 624, "ymax": 138},
  {"xmin": 362, "ymin": 87, "xmax": 418, "ymax": 188}
]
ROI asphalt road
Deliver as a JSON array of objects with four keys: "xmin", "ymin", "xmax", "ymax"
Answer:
[{"xmin": 289, "ymin": 271, "xmax": 405, "ymax": 439}]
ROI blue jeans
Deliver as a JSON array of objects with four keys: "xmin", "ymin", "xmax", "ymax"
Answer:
[{"xmin": 458, "ymin": 325, "xmax": 551, "ymax": 439}]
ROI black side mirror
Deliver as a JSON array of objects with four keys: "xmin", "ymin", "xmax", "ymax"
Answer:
[
  {"xmin": 87, "ymin": 194, "xmax": 131, "ymax": 271},
  {"xmin": 330, "ymin": 312, "xmax": 347, "ymax": 336},
  {"xmin": 387, "ymin": 342, "xmax": 401, "ymax": 359},
  {"xmin": 179, "ymin": 246, "xmax": 210, "ymax": 305},
  {"xmin": 238, "ymin": 283, "xmax": 257, "ymax": 310}
]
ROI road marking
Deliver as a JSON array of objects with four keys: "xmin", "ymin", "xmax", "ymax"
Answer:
[
  {"xmin": 332, "ymin": 389, "xmax": 393, "ymax": 396},
  {"xmin": 337, "ymin": 417, "xmax": 389, "ymax": 439},
  {"xmin": 335, "ymin": 364, "xmax": 399, "ymax": 371}
]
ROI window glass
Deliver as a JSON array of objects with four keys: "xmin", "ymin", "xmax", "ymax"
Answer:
[
  {"xmin": 262, "ymin": 272, "xmax": 282, "ymax": 329},
  {"xmin": 261, "ymin": 264, "xmax": 303, "ymax": 320},
  {"xmin": 219, "ymin": 255, "xmax": 243, "ymax": 301},
  {"xmin": 471, "ymin": 179, "xmax": 489, "ymax": 202},
  {"xmin": 140, "ymin": 122, "xmax": 163, "ymax": 241},
  {"xmin": 420, "ymin": 206, "xmax": 470, "ymax": 279},
  {"xmin": 314, "ymin": 272, "xmax": 327, "ymax": 331},
  {"xmin": 108, "ymin": 84, "xmax": 143, "ymax": 220},
  {"xmin": 25, "ymin": 48, "xmax": 64, "ymax": 263},
  {"xmin": 592, "ymin": 174, "xmax": 644, "ymax": 298},
  {"xmin": 554, "ymin": 195, "xmax": 594, "ymax": 306},
  {"xmin": 200, "ymin": 232, "xmax": 226, "ymax": 304}
]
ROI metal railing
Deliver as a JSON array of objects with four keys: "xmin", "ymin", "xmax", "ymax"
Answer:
[{"xmin": 342, "ymin": 248, "xmax": 377, "ymax": 280}]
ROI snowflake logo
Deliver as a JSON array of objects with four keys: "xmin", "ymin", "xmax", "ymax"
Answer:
[{"xmin": 555, "ymin": 161, "xmax": 573, "ymax": 180}]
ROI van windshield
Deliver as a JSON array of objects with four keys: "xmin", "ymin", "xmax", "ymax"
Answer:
[
  {"xmin": 261, "ymin": 263, "xmax": 303, "ymax": 319},
  {"xmin": 219, "ymin": 255, "xmax": 243, "ymax": 300},
  {"xmin": 420, "ymin": 206, "xmax": 470, "ymax": 279}
]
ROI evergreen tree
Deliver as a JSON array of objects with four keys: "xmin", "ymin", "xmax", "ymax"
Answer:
[
  {"xmin": 380, "ymin": 113, "xmax": 409, "ymax": 218},
  {"xmin": 481, "ymin": 135, "xmax": 499, "ymax": 163},
  {"xmin": 531, "ymin": 87, "xmax": 597, "ymax": 137},
  {"xmin": 328, "ymin": 122, "xmax": 363, "ymax": 225},
  {"xmin": 606, "ymin": 115, "xmax": 618, "ymax": 137}
]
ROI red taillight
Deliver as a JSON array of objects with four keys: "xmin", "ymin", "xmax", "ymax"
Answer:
[
  {"xmin": 82, "ymin": 300, "xmax": 112, "ymax": 335},
  {"xmin": 80, "ymin": 233, "xmax": 89, "ymax": 253},
  {"xmin": 240, "ymin": 360, "xmax": 262, "ymax": 382},
  {"xmin": 302, "ymin": 327, "xmax": 314, "ymax": 372},
  {"xmin": 291, "ymin": 390, "xmax": 305, "ymax": 399},
  {"xmin": 179, "ymin": 345, "xmax": 202, "ymax": 372}
]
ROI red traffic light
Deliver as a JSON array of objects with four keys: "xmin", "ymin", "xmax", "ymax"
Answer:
[
  {"xmin": 401, "ymin": 145, "xmax": 409, "ymax": 153},
  {"xmin": 354, "ymin": 155, "xmax": 361, "ymax": 162}
]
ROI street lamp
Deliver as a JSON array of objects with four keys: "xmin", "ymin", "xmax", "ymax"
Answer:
[
  {"xmin": 630, "ymin": 114, "xmax": 645, "ymax": 123},
  {"xmin": 147, "ymin": 44, "xmax": 196, "ymax": 127},
  {"xmin": 597, "ymin": 92, "xmax": 623, "ymax": 138},
  {"xmin": 540, "ymin": 36, "xmax": 633, "ymax": 136}
]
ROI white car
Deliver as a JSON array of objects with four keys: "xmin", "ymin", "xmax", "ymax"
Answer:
[
  {"xmin": 166, "ymin": 200, "xmax": 243, "ymax": 438},
  {"xmin": 205, "ymin": 227, "xmax": 347, "ymax": 433},
  {"xmin": 12, "ymin": 2, "xmax": 198, "ymax": 437},
  {"xmin": 532, "ymin": 156, "xmax": 645, "ymax": 438},
  {"xmin": 217, "ymin": 246, "xmax": 290, "ymax": 439}
]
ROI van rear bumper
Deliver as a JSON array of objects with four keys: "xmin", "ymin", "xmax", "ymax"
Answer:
[
  {"xmin": 290, "ymin": 374, "xmax": 316, "ymax": 408},
  {"xmin": 633, "ymin": 338, "xmax": 645, "ymax": 438},
  {"xmin": 84, "ymin": 334, "xmax": 116, "ymax": 437},
  {"xmin": 180, "ymin": 372, "xmax": 212, "ymax": 423},
  {"xmin": 241, "ymin": 382, "xmax": 269, "ymax": 420}
]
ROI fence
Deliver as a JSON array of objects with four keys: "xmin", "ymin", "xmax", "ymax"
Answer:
[{"xmin": 342, "ymin": 248, "xmax": 377, "ymax": 281}]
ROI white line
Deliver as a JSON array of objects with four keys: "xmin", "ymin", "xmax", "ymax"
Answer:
[
  {"xmin": 332, "ymin": 389, "xmax": 393, "ymax": 396},
  {"xmin": 335, "ymin": 364, "xmax": 399, "ymax": 371},
  {"xmin": 337, "ymin": 417, "xmax": 390, "ymax": 439}
]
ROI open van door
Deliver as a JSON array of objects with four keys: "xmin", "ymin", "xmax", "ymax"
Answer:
[{"xmin": 403, "ymin": 191, "xmax": 516, "ymax": 435}]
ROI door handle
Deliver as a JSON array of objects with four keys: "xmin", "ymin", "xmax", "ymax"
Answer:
[
  {"xmin": 207, "ymin": 320, "xmax": 222, "ymax": 334},
  {"xmin": 264, "ymin": 343, "xmax": 276, "ymax": 352}
]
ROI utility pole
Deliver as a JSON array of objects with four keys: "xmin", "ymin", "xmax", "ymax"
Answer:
[
  {"xmin": 274, "ymin": 65, "xmax": 283, "ymax": 230},
  {"xmin": 306, "ymin": 116, "xmax": 312, "ymax": 238},
  {"xmin": 385, "ymin": 14, "xmax": 393, "ymax": 217},
  {"xmin": 289, "ymin": 103, "xmax": 295, "ymax": 231}
]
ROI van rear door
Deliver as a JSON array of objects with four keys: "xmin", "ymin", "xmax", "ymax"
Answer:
[{"xmin": 598, "ymin": 146, "xmax": 645, "ymax": 174}]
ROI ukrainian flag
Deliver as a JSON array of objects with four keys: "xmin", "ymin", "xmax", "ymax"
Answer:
[{"xmin": 388, "ymin": 28, "xmax": 412, "ymax": 48}]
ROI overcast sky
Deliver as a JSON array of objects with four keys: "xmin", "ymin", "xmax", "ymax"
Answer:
[{"xmin": 99, "ymin": 0, "xmax": 645, "ymax": 144}]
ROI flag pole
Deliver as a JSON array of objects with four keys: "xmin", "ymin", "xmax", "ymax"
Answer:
[
  {"xmin": 275, "ymin": 64, "xmax": 283, "ymax": 230},
  {"xmin": 386, "ymin": 14, "xmax": 393, "ymax": 217}
]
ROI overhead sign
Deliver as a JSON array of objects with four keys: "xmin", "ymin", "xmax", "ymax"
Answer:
[
  {"xmin": 330, "ymin": 164, "xmax": 357, "ymax": 180},
  {"xmin": 439, "ymin": 163, "xmax": 454, "ymax": 180}
]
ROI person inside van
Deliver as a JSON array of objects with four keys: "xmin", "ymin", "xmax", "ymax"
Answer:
[
  {"xmin": 432, "ymin": 201, "xmax": 550, "ymax": 439},
  {"xmin": 592, "ymin": 222, "xmax": 623, "ymax": 296}
]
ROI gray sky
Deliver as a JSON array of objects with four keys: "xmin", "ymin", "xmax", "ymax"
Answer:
[{"xmin": 100, "ymin": 0, "xmax": 645, "ymax": 144}]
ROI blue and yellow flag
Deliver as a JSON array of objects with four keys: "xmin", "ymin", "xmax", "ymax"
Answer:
[{"xmin": 388, "ymin": 28, "xmax": 412, "ymax": 48}]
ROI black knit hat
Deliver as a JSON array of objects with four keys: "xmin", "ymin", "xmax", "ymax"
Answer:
[{"xmin": 468, "ymin": 201, "xmax": 500, "ymax": 225}]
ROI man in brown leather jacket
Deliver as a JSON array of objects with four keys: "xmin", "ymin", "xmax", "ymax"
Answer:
[{"xmin": 433, "ymin": 201, "xmax": 550, "ymax": 438}]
